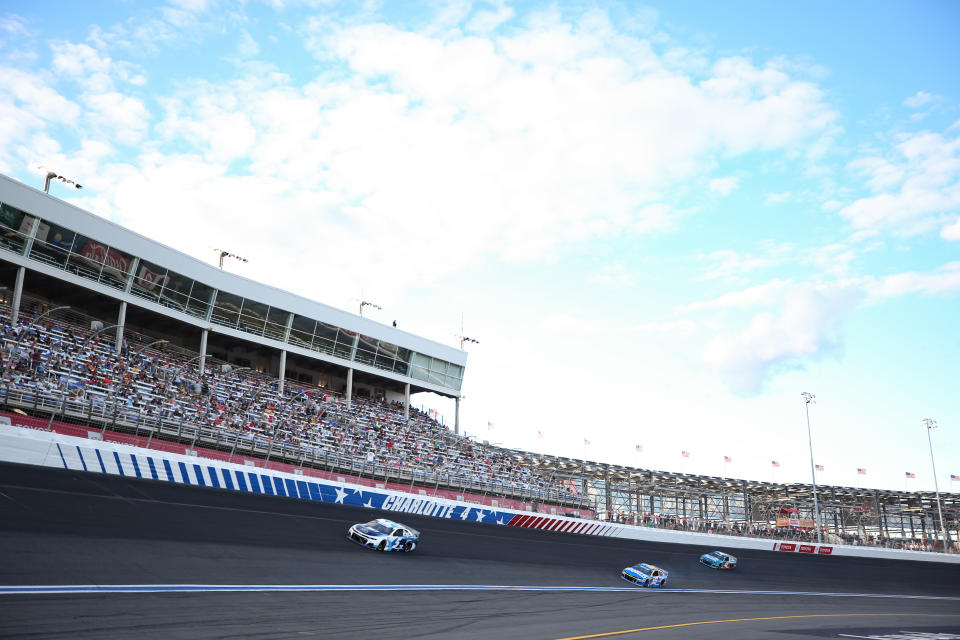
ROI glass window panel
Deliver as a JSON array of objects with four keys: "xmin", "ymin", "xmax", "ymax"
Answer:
[
  {"xmin": 65, "ymin": 235, "xmax": 104, "ymax": 282},
  {"xmin": 97, "ymin": 245, "xmax": 135, "ymax": 290},
  {"xmin": 312, "ymin": 321, "xmax": 337, "ymax": 355},
  {"xmin": 265, "ymin": 307, "xmax": 289, "ymax": 341},
  {"xmin": 289, "ymin": 315, "xmax": 315, "ymax": 349},
  {"xmin": 130, "ymin": 259, "xmax": 167, "ymax": 302},
  {"xmin": 430, "ymin": 358, "xmax": 448, "ymax": 376},
  {"xmin": 407, "ymin": 362, "xmax": 429, "ymax": 383},
  {"xmin": 0, "ymin": 203, "xmax": 27, "ymax": 254},
  {"xmin": 186, "ymin": 281, "xmax": 213, "ymax": 318},
  {"xmin": 212, "ymin": 290, "xmax": 243, "ymax": 328},
  {"xmin": 29, "ymin": 221, "xmax": 72, "ymax": 269},
  {"xmin": 375, "ymin": 340, "xmax": 397, "ymax": 371},
  {"xmin": 238, "ymin": 298, "xmax": 268, "ymax": 335},
  {"xmin": 160, "ymin": 271, "xmax": 192, "ymax": 311},
  {"xmin": 333, "ymin": 329, "xmax": 355, "ymax": 359},
  {"xmin": 355, "ymin": 334, "xmax": 377, "ymax": 365}
]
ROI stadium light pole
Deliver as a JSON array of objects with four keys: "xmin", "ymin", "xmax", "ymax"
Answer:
[
  {"xmin": 359, "ymin": 300, "xmax": 381, "ymax": 316},
  {"xmin": 922, "ymin": 418, "xmax": 950, "ymax": 552},
  {"xmin": 213, "ymin": 248, "xmax": 248, "ymax": 270},
  {"xmin": 801, "ymin": 392, "xmax": 822, "ymax": 544},
  {"xmin": 41, "ymin": 169, "xmax": 82, "ymax": 194}
]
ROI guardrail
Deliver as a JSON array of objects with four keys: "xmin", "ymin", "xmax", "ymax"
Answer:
[{"xmin": 0, "ymin": 384, "xmax": 583, "ymax": 510}]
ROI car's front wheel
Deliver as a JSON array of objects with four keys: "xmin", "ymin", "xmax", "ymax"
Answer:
[
  {"xmin": 404, "ymin": 541, "xmax": 415, "ymax": 552},
  {"xmin": 378, "ymin": 541, "xmax": 387, "ymax": 552}
]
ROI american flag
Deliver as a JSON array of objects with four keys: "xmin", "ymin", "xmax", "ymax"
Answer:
[
  {"xmin": 487, "ymin": 421, "xmax": 495, "ymax": 431},
  {"xmin": 952, "ymin": 474, "xmax": 960, "ymax": 481},
  {"xmin": 816, "ymin": 464, "xmax": 825, "ymax": 471},
  {"xmin": 905, "ymin": 472, "xmax": 916, "ymax": 479},
  {"xmin": 537, "ymin": 430, "xmax": 544, "ymax": 439},
  {"xmin": 635, "ymin": 444, "xmax": 643, "ymax": 452},
  {"xmin": 584, "ymin": 438, "xmax": 591, "ymax": 446},
  {"xmin": 857, "ymin": 468, "xmax": 867, "ymax": 475},
  {"xmin": 681, "ymin": 450, "xmax": 690, "ymax": 458},
  {"xmin": 771, "ymin": 460, "xmax": 780, "ymax": 467},
  {"xmin": 723, "ymin": 456, "xmax": 732, "ymax": 463},
  {"xmin": 428, "ymin": 409, "xmax": 439, "ymax": 419}
]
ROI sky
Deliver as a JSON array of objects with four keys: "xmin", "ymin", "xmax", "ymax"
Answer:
[{"xmin": 1, "ymin": 0, "xmax": 958, "ymax": 493}]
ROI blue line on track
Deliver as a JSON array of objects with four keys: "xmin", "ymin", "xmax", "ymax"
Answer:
[{"xmin": 0, "ymin": 585, "xmax": 957, "ymax": 599}]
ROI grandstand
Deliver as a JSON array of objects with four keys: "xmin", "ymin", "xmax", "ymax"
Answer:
[{"xmin": 1, "ymin": 172, "xmax": 957, "ymax": 552}]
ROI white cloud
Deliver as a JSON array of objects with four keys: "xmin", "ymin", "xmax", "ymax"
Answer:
[
  {"xmin": 840, "ymin": 128, "xmax": 960, "ymax": 236},
  {"xmin": 904, "ymin": 91, "xmax": 938, "ymax": 108},
  {"xmin": 708, "ymin": 176, "xmax": 739, "ymax": 196},
  {"xmin": 764, "ymin": 191, "xmax": 791, "ymax": 205},
  {"xmin": 867, "ymin": 262, "xmax": 960, "ymax": 298},
  {"xmin": 702, "ymin": 284, "xmax": 864, "ymax": 393},
  {"xmin": 82, "ymin": 91, "xmax": 150, "ymax": 144},
  {"xmin": 238, "ymin": 29, "xmax": 260, "ymax": 57},
  {"xmin": 588, "ymin": 263, "xmax": 634, "ymax": 288},
  {"xmin": 942, "ymin": 216, "xmax": 960, "ymax": 241}
]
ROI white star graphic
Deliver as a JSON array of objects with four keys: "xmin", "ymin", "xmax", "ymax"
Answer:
[
  {"xmin": 334, "ymin": 487, "xmax": 348, "ymax": 504},
  {"xmin": 496, "ymin": 517, "xmax": 505, "ymax": 525},
  {"xmin": 459, "ymin": 507, "xmax": 471, "ymax": 520},
  {"xmin": 474, "ymin": 510, "xmax": 486, "ymax": 522},
  {"xmin": 353, "ymin": 489, "xmax": 363, "ymax": 500},
  {"xmin": 363, "ymin": 499, "xmax": 373, "ymax": 508}
]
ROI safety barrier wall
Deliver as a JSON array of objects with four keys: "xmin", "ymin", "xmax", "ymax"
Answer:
[
  {"xmin": 0, "ymin": 411, "xmax": 591, "ymax": 518},
  {"xmin": 2, "ymin": 424, "xmax": 957, "ymax": 565}
]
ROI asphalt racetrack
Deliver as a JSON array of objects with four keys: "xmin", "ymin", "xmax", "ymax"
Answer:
[{"xmin": 1, "ymin": 462, "xmax": 958, "ymax": 639}]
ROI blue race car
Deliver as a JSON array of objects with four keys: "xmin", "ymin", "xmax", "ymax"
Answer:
[
  {"xmin": 621, "ymin": 563, "xmax": 669, "ymax": 587},
  {"xmin": 699, "ymin": 550, "xmax": 737, "ymax": 569},
  {"xmin": 348, "ymin": 518, "xmax": 420, "ymax": 552}
]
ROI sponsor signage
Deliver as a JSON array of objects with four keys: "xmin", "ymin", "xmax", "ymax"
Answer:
[
  {"xmin": 776, "ymin": 542, "xmax": 796, "ymax": 552},
  {"xmin": 776, "ymin": 517, "xmax": 815, "ymax": 529},
  {"xmin": 818, "ymin": 546, "xmax": 833, "ymax": 555},
  {"xmin": 798, "ymin": 544, "xmax": 816, "ymax": 554}
]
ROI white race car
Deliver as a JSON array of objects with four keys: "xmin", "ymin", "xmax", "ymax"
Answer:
[{"xmin": 347, "ymin": 518, "xmax": 420, "ymax": 552}]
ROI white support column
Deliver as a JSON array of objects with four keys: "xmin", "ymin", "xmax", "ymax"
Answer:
[
  {"xmin": 115, "ymin": 301, "xmax": 127, "ymax": 352},
  {"xmin": 199, "ymin": 328, "xmax": 208, "ymax": 378},
  {"xmin": 345, "ymin": 368, "xmax": 353, "ymax": 408},
  {"xmin": 454, "ymin": 396, "xmax": 460, "ymax": 435},
  {"xmin": 10, "ymin": 266, "xmax": 25, "ymax": 325},
  {"xmin": 278, "ymin": 349, "xmax": 287, "ymax": 395},
  {"xmin": 403, "ymin": 383, "xmax": 410, "ymax": 421}
]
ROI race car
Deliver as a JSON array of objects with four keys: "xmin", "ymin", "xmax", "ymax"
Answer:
[
  {"xmin": 699, "ymin": 550, "xmax": 737, "ymax": 569},
  {"xmin": 621, "ymin": 563, "xmax": 669, "ymax": 587},
  {"xmin": 347, "ymin": 518, "xmax": 420, "ymax": 552}
]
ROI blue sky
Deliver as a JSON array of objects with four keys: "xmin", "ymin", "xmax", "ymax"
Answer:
[{"xmin": 1, "ymin": 0, "xmax": 958, "ymax": 492}]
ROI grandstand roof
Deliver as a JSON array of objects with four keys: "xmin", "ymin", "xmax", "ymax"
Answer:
[{"xmin": 0, "ymin": 173, "xmax": 466, "ymax": 396}]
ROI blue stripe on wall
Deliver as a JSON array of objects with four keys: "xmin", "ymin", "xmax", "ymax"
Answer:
[
  {"xmin": 75, "ymin": 446, "xmax": 88, "ymax": 471},
  {"xmin": 221, "ymin": 469, "xmax": 234, "ymax": 490},
  {"xmin": 284, "ymin": 478, "xmax": 298, "ymax": 498},
  {"xmin": 296, "ymin": 480, "xmax": 309, "ymax": 499},
  {"xmin": 129, "ymin": 454, "xmax": 143, "ymax": 478},
  {"xmin": 272, "ymin": 477, "xmax": 286, "ymax": 497},
  {"xmin": 55, "ymin": 443, "xmax": 67, "ymax": 469},
  {"xmin": 147, "ymin": 458, "xmax": 160, "ymax": 480},
  {"xmin": 207, "ymin": 467, "xmax": 220, "ymax": 488},
  {"xmin": 192, "ymin": 464, "xmax": 206, "ymax": 487},
  {"xmin": 95, "ymin": 449, "xmax": 107, "ymax": 473},
  {"xmin": 178, "ymin": 462, "xmax": 190, "ymax": 484},
  {"xmin": 162, "ymin": 459, "xmax": 175, "ymax": 482},
  {"xmin": 234, "ymin": 470, "xmax": 248, "ymax": 491},
  {"xmin": 113, "ymin": 452, "xmax": 125, "ymax": 476},
  {"xmin": 247, "ymin": 473, "xmax": 262, "ymax": 493},
  {"xmin": 260, "ymin": 475, "xmax": 274, "ymax": 495},
  {"xmin": 309, "ymin": 483, "xmax": 323, "ymax": 500}
]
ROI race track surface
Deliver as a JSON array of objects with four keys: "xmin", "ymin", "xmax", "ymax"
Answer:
[{"xmin": 1, "ymin": 462, "xmax": 958, "ymax": 639}]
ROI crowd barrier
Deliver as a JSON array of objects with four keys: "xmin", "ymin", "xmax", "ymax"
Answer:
[{"xmin": 2, "ymin": 423, "xmax": 957, "ymax": 565}]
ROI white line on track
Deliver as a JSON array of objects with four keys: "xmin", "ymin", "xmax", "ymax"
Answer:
[{"xmin": 0, "ymin": 585, "xmax": 957, "ymax": 600}]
